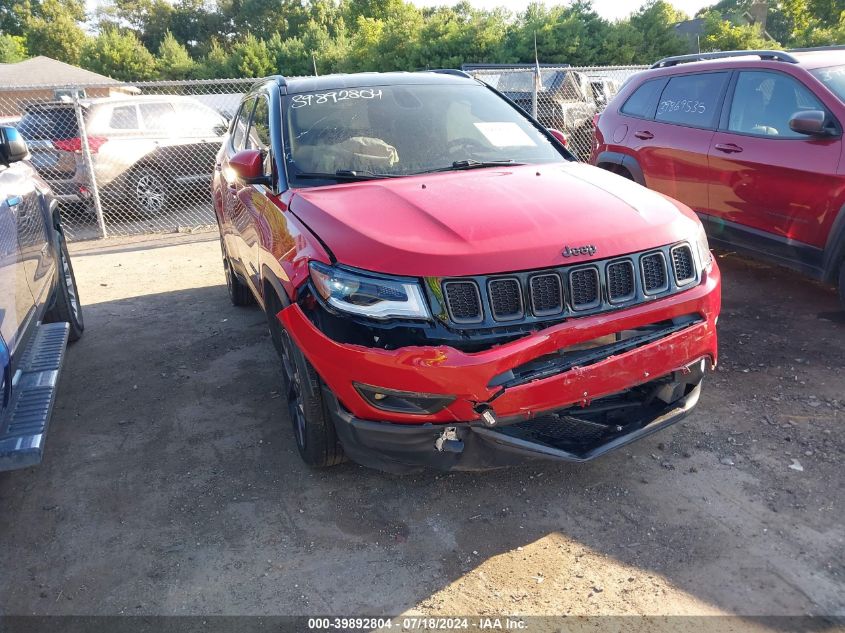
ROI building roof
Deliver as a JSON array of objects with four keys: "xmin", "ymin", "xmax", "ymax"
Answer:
[{"xmin": 0, "ymin": 56, "xmax": 121, "ymax": 88}]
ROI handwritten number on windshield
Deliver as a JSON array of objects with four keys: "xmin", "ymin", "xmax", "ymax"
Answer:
[{"xmin": 291, "ymin": 89, "xmax": 384, "ymax": 108}]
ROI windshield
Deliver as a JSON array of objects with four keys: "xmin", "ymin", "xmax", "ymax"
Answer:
[
  {"xmin": 811, "ymin": 65, "xmax": 845, "ymax": 102},
  {"xmin": 283, "ymin": 83, "xmax": 567, "ymax": 184}
]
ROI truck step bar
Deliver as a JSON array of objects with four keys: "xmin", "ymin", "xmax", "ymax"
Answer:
[{"xmin": 0, "ymin": 322, "xmax": 69, "ymax": 472}]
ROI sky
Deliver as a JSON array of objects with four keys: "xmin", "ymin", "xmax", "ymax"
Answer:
[{"xmin": 408, "ymin": 0, "xmax": 713, "ymax": 21}]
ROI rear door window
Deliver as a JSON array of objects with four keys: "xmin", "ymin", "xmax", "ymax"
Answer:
[
  {"xmin": 620, "ymin": 78, "xmax": 664, "ymax": 118},
  {"xmin": 140, "ymin": 102, "xmax": 177, "ymax": 131},
  {"xmin": 173, "ymin": 102, "xmax": 228, "ymax": 136},
  {"xmin": 655, "ymin": 72, "xmax": 729, "ymax": 129},
  {"xmin": 728, "ymin": 71, "xmax": 826, "ymax": 138},
  {"xmin": 109, "ymin": 105, "xmax": 139, "ymax": 130}
]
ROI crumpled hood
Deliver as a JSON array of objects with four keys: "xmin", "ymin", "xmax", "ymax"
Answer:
[{"xmin": 290, "ymin": 162, "xmax": 700, "ymax": 277}]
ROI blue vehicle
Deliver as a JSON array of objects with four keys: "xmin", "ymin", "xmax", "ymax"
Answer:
[{"xmin": 0, "ymin": 125, "xmax": 83, "ymax": 472}]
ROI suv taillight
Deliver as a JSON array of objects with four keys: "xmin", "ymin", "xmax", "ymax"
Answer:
[{"xmin": 52, "ymin": 136, "xmax": 107, "ymax": 154}]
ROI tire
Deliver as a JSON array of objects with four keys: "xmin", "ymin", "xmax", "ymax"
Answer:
[
  {"xmin": 222, "ymin": 250, "xmax": 254, "ymax": 306},
  {"xmin": 44, "ymin": 228, "xmax": 84, "ymax": 342},
  {"xmin": 838, "ymin": 258, "xmax": 845, "ymax": 309},
  {"xmin": 267, "ymin": 291, "xmax": 344, "ymax": 468},
  {"xmin": 127, "ymin": 165, "xmax": 169, "ymax": 218}
]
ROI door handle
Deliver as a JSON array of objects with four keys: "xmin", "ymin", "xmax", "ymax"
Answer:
[
  {"xmin": 714, "ymin": 143, "xmax": 743, "ymax": 154},
  {"xmin": 634, "ymin": 130, "xmax": 654, "ymax": 140}
]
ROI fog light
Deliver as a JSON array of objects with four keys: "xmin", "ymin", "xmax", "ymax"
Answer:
[{"xmin": 354, "ymin": 383, "xmax": 455, "ymax": 415}]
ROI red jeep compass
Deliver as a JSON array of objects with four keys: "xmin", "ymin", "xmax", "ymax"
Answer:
[
  {"xmin": 213, "ymin": 71, "xmax": 721, "ymax": 473},
  {"xmin": 592, "ymin": 48, "xmax": 845, "ymax": 307}
]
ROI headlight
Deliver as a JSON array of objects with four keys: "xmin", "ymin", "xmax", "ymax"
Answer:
[
  {"xmin": 309, "ymin": 262, "xmax": 430, "ymax": 321},
  {"xmin": 694, "ymin": 223, "xmax": 713, "ymax": 271}
]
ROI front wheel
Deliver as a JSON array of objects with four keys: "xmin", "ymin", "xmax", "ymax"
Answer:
[
  {"xmin": 268, "ymin": 295, "xmax": 344, "ymax": 468},
  {"xmin": 45, "ymin": 228, "xmax": 84, "ymax": 342},
  {"xmin": 838, "ymin": 258, "xmax": 845, "ymax": 309}
]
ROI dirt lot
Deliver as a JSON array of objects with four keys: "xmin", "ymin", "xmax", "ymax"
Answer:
[{"xmin": 0, "ymin": 233, "xmax": 842, "ymax": 620}]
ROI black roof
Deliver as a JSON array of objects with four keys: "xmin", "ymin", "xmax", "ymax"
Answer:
[{"xmin": 279, "ymin": 71, "xmax": 476, "ymax": 94}]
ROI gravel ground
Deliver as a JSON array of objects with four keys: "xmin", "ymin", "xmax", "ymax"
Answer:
[{"xmin": 0, "ymin": 233, "xmax": 842, "ymax": 619}]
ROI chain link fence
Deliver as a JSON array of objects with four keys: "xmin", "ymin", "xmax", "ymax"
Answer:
[
  {"xmin": 465, "ymin": 65, "xmax": 647, "ymax": 162},
  {"xmin": 0, "ymin": 78, "xmax": 256, "ymax": 241},
  {"xmin": 1, "ymin": 67, "xmax": 644, "ymax": 242}
]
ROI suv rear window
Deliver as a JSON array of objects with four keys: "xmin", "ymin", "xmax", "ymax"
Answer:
[
  {"xmin": 655, "ymin": 72, "xmax": 729, "ymax": 129},
  {"xmin": 18, "ymin": 107, "xmax": 79, "ymax": 140},
  {"xmin": 621, "ymin": 79, "xmax": 663, "ymax": 118}
]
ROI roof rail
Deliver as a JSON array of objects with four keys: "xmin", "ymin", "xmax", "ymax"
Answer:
[
  {"xmin": 264, "ymin": 74, "xmax": 288, "ymax": 87},
  {"xmin": 428, "ymin": 69, "xmax": 473, "ymax": 79},
  {"xmin": 651, "ymin": 50, "xmax": 799, "ymax": 69}
]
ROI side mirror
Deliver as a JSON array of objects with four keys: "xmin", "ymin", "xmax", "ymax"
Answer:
[
  {"xmin": 0, "ymin": 126, "xmax": 28, "ymax": 166},
  {"xmin": 547, "ymin": 128, "xmax": 568, "ymax": 146},
  {"xmin": 789, "ymin": 110, "xmax": 833, "ymax": 137},
  {"xmin": 228, "ymin": 149, "xmax": 271, "ymax": 187}
]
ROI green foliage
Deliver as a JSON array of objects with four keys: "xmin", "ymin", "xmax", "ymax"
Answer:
[
  {"xmin": 157, "ymin": 31, "xmax": 195, "ymax": 79},
  {"xmin": 0, "ymin": 34, "xmax": 27, "ymax": 63},
  {"xmin": 24, "ymin": 0, "xmax": 89, "ymax": 64},
  {"xmin": 80, "ymin": 28, "xmax": 157, "ymax": 81},
  {"xmin": 6, "ymin": 0, "xmax": 845, "ymax": 81},
  {"xmin": 229, "ymin": 33, "xmax": 275, "ymax": 77},
  {"xmin": 700, "ymin": 9, "xmax": 780, "ymax": 51}
]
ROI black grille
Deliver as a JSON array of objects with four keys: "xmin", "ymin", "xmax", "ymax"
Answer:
[
  {"xmin": 569, "ymin": 267, "xmax": 600, "ymax": 308},
  {"xmin": 641, "ymin": 253, "xmax": 668, "ymax": 293},
  {"xmin": 529, "ymin": 274, "xmax": 563, "ymax": 316},
  {"xmin": 444, "ymin": 281, "xmax": 482, "ymax": 323},
  {"xmin": 488, "ymin": 278, "xmax": 523, "ymax": 320},
  {"xmin": 671, "ymin": 245, "xmax": 695, "ymax": 284},
  {"xmin": 607, "ymin": 260, "xmax": 635, "ymax": 302}
]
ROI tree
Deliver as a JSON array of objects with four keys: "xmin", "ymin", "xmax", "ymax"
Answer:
[
  {"xmin": 0, "ymin": 34, "xmax": 27, "ymax": 63},
  {"xmin": 80, "ymin": 28, "xmax": 158, "ymax": 81},
  {"xmin": 157, "ymin": 30, "xmax": 195, "ymax": 78},
  {"xmin": 228, "ymin": 33, "xmax": 274, "ymax": 77},
  {"xmin": 195, "ymin": 39, "xmax": 231, "ymax": 78},
  {"xmin": 626, "ymin": 1, "xmax": 687, "ymax": 64},
  {"xmin": 24, "ymin": 0, "xmax": 89, "ymax": 64},
  {"xmin": 700, "ymin": 9, "xmax": 778, "ymax": 51}
]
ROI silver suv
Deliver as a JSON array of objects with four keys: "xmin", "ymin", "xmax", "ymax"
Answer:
[{"xmin": 19, "ymin": 95, "xmax": 228, "ymax": 216}]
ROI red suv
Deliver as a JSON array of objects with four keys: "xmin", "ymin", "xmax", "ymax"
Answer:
[
  {"xmin": 213, "ymin": 71, "xmax": 721, "ymax": 473},
  {"xmin": 592, "ymin": 48, "xmax": 845, "ymax": 307}
]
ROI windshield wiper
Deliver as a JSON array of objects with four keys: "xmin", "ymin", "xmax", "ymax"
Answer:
[
  {"xmin": 421, "ymin": 159, "xmax": 525, "ymax": 173},
  {"xmin": 295, "ymin": 170, "xmax": 401, "ymax": 182}
]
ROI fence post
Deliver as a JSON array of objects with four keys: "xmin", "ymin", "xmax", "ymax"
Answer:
[{"xmin": 72, "ymin": 92, "xmax": 107, "ymax": 239}]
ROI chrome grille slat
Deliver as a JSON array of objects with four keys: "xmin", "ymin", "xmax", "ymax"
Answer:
[
  {"xmin": 443, "ymin": 280, "xmax": 482, "ymax": 324},
  {"xmin": 529, "ymin": 273, "xmax": 563, "ymax": 316},
  {"xmin": 569, "ymin": 267, "xmax": 601, "ymax": 309},
  {"xmin": 671, "ymin": 244, "xmax": 695, "ymax": 285},
  {"xmin": 607, "ymin": 260, "xmax": 635, "ymax": 303},
  {"xmin": 641, "ymin": 252, "xmax": 669, "ymax": 294},
  {"xmin": 488, "ymin": 278, "xmax": 523, "ymax": 321},
  {"xmin": 439, "ymin": 242, "xmax": 695, "ymax": 327}
]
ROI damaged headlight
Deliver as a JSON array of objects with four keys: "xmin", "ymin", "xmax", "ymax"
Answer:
[
  {"xmin": 694, "ymin": 223, "xmax": 713, "ymax": 271},
  {"xmin": 309, "ymin": 262, "xmax": 431, "ymax": 320}
]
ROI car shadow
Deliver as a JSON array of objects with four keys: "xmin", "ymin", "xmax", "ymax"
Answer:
[{"xmin": 0, "ymin": 250, "xmax": 842, "ymax": 624}]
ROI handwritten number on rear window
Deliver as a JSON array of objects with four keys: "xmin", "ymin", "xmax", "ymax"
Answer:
[{"xmin": 658, "ymin": 99, "xmax": 706, "ymax": 115}]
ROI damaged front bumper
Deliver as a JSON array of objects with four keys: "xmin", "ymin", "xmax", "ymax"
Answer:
[{"xmin": 278, "ymin": 264, "xmax": 720, "ymax": 472}]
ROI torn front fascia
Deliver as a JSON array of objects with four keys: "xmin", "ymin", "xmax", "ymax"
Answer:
[
  {"xmin": 297, "ymin": 282, "xmax": 555, "ymax": 352},
  {"xmin": 488, "ymin": 315, "xmax": 703, "ymax": 389}
]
